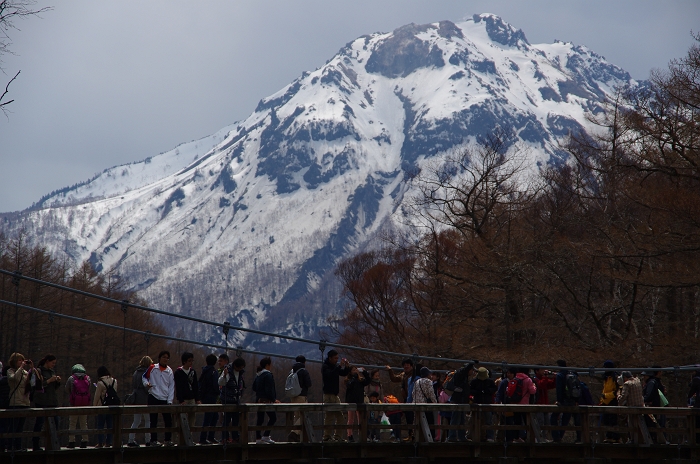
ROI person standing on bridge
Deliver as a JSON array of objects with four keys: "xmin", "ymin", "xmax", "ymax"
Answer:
[
  {"xmin": 386, "ymin": 358, "xmax": 418, "ymax": 441},
  {"xmin": 175, "ymin": 352, "xmax": 201, "ymax": 443},
  {"xmin": 322, "ymin": 350, "xmax": 350, "ymax": 442},
  {"xmin": 287, "ymin": 355, "xmax": 312, "ymax": 443},
  {"xmin": 198, "ymin": 354, "xmax": 220, "ymax": 445},
  {"xmin": 446, "ymin": 362, "xmax": 475, "ymax": 443},
  {"xmin": 218, "ymin": 356, "xmax": 246, "ymax": 444},
  {"xmin": 127, "ymin": 356, "xmax": 152, "ymax": 447},
  {"xmin": 253, "ymin": 357, "xmax": 280, "ymax": 444},
  {"xmin": 65, "ymin": 363, "xmax": 91, "ymax": 449},
  {"xmin": 550, "ymin": 360, "xmax": 581, "ymax": 443},
  {"xmin": 94, "ymin": 366, "xmax": 118, "ymax": 448},
  {"xmin": 143, "ymin": 350, "xmax": 176, "ymax": 447},
  {"xmin": 345, "ymin": 365, "xmax": 371, "ymax": 442},
  {"xmin": 6, "ymin": 353, "xmax": 32, "ymax": 452},
  {"xmin": 32, "ymin": 354, "xmax": 61, "ymax": 452}
]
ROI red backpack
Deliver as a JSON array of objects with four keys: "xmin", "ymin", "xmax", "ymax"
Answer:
[
  {"xmin": 505, "ymin": 377, "xmax": 524, "ymax": 404},
  {"xmin": 70, "ymin": 374, "xmax": 91, "ymax": 406}
]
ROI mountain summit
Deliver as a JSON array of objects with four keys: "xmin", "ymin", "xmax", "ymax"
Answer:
[{"xmin": 1, "ymin": 15, "xmax": 634, "ymax": 350}]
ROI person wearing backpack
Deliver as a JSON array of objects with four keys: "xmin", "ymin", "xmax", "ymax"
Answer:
[
  {"xmin": 218, "ymin": 356, "xmax": 246, "ymax": 444},
  {"xmin": 31, "ymin": 354, "xmax": 62, "ymax": 451},
  {"xmin": 199, "ymin": 354, "xmax": 220, "ymax": 445},
  {"xmin": 503, "ymin": 368, "xmax": 536, "ymax": 442},
  {"xmin": 65, "ymin": 363, "xmax": 91, "ymax": 448},
  {"xmin": 143, "ymin": 350, "xmax": 176, "ymax": 447},
  {"xmin": 93, "ymin": 366, "xmax": 118, "ymax": 448},
  {"xmin": 127, "ymin": 356, "xmax": 152, "ymax": 447},
  {"xmin": 174, "ymin": 351, "xmax": 201, "ymax": 443},
  {"xmin": 287, "ymin": 355, "xmax": 312, "ymax": 442},
  {"xmin": 252, "ymin": 357, "xmax": 280, "ymax": 444},
  {"xmin": 550, "ymin": 360, "xmax": 581, "ymax": 443},
  {"xmin": 6, "ymin": 352, "xmax": 33, "ymax": 452}
]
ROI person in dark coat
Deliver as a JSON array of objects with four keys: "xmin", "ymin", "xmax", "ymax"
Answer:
[
  {"xmin": 447, "ymin": 362, "xmax": 475, "ymax": 442},
  {"xmin": 252, "ymin": 357, "xmax": 279, "ymax": 444},
  {"xmin": 32, "ymin": 354, "xmax": 61, "ymax": 451},
  {"xmin": 288, "ymin": 355, "xmax": 312, "ymax": 442},
  {"xmin": 127, "ymin": 356, "xmax": 153, "ymax": 447},
  {"xmin": 470, "ymin": 367, "xmax": 497, "ymax": 441},
  {"xmin": 218, "ymin": 357, "xmax": 246, "ymax": 443},
  {"xmin": 344, "ymin": 366, "xmax": 371, "ymax": 442},
  {"xmin": 198, "ymin": 354, "xmax": 220, "ymax": 444},
  {"xmin": 174, "ymin": 352, "xmax": 201, "ymax": 438},
  {"xmin": 322, "ymin": 350, "xmax": 350, "ymax": 441}
]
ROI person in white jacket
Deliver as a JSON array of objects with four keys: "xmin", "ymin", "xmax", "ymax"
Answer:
[{"xmin": 143, "ymin": 350, "xmax": 175, "ymax": 446}]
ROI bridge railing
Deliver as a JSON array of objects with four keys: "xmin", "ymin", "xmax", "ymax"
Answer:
[{"xmin": 0, "ymin": 403, "xmax": 696, "ymax": 450}]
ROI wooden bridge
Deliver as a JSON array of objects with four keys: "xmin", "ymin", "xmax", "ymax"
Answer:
[{"xmin": 1, "ymin": 403, "xmax": 698, "ymax": 463}]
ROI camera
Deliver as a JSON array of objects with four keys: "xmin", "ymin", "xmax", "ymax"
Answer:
[{"xmin": 25, "ymin": 359, "xmax": 33, "ymax": 365}]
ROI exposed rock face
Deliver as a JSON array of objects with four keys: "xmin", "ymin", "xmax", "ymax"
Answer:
[{"xmin": 1, "ymin": 14, "xmax": 635, "ymax": 353}]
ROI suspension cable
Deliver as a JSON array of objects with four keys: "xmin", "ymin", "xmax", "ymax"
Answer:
[{"xmin": 1, "ymin": 269, "xmax": 698, "ymax": 374}]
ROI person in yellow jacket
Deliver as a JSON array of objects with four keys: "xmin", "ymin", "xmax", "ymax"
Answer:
[{"xmin": 599, "ymin": 360, "xmax": 620, "ymax": 443}]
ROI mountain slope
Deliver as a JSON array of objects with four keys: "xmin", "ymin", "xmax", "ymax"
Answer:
[{"xmin": 1, "ymin": 14, "xmax": 634, "ymax": 351}]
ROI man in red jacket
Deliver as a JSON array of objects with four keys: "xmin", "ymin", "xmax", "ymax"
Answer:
[{"xmin": 533, "ymin": 368, "xmax": 556, "ymax": 442}]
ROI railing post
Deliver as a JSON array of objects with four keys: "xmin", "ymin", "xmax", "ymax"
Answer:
[
  {"xmin": 179, "ymin": 413, "xmax": 194, "ymax": 447},
  {"xmin": 690, "ymin": 408, "xmax": 697, "ymax": 447},
  {"xmin": 47, "ymin": 411, "xmax": 60, "ymax": 451},
  {"xmin": 581, "ymin": 407, "xmax": 590, "ymax": 444},
  {"xmin": 113, "ymin": 408, "xmax": 123, "ymax": 450},
  {"xmin": 472, "ymin": 405, "xmax": 481, "ymax": 443},
  {"xmin": 359, "ymin": 404, "xmax": 368, "ymax": 444}
]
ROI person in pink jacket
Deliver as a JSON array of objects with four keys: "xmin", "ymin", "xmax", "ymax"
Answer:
[{"xmin": 504, "ymin": 368, "xmax": 536, "ymax": 442}]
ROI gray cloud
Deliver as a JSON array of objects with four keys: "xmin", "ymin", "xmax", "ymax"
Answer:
[{"xmin": 0, "ymin": 0, "xmax": 698, "ymax": 212}]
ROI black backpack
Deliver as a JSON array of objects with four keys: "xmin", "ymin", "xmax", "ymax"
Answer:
[
  {"xmin": 101, "ymin": 379, "xmax": 121, "ymax": 406},
  {"xmin": 565, "ymin": 371, "xmax": 581, "ymax": 400}
]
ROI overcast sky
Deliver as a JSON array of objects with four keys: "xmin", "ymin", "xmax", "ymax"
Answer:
[{"xmin": 0, "ymin": 1, "xmax": 697, "ymax": 213}]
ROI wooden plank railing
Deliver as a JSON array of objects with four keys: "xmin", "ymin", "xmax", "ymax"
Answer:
[{"xmin": 0, "ymin": 403, "xmax": 697, "ymax": 451}]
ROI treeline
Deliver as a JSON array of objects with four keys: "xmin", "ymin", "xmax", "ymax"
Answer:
[
  {"xmin": 0, "ymin": 231, "xmax": 175, "ymax": 399},
  {"xmin": 333, "ymin": 39, "xmax": 700, "ymax": 370}
]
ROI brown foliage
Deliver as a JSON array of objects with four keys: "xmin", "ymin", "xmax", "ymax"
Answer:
[
  {"xmin": 0, "ymin": 231, "xmax": 177, "ymax": 402},
  {"xmin": 334, "ymin": 39, "xmax": 700, "ymax": 370}
]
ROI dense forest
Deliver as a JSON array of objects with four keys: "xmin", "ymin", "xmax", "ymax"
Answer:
[
  {"xmin": 334, "ymin": 39, "xmax": 700, "ymax": 371},
  {"xmin": 0, "ymin": 231, "xmax": 184, "ymax": 400}
]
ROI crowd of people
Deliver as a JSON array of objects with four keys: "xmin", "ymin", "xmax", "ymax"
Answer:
[{"xmin": 0, "ymin": 349, "xmax": 698, "ymax": 451}]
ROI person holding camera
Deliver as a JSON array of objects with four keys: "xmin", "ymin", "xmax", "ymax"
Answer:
[
  {"xmin": 344, "ymin": 365, "xmax": 371, "ymax": 442},
  {"xmin": 533, "ymin": 367, "xmax": 556, "ymax": 442},
  {"xmin": 6, "ymin": 353, "xmax": 34, "ymax": 451},
  {"xmin": 321, "ymin": 350, "xmax": 350, "ymax": 442}
]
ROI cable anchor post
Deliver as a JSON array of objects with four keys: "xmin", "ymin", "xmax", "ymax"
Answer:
[
  {"xmin": 674, "ymin": 366, "xmax": 680, "ymax": 382},
  {"xmin": 236, "ymin": 346, "xmax": 243, "ymax": 359},
  {"xmin": 501, "ymin": 361, "xmax": 508, "ymax": 375},
  {"xmin": 121, "ymin": 299, "xmax": 129, "ymax": 315},
  {"xmin": 48, "ymin": 311, "xmax": 55, "ymax": 324},
  {"xmin": 589, "ymin": 367, "xmax": 595, "ymax": 378},
  {"xmin": 319, "ymin": 339, "xmax": 327, "ymax": 356},
  {"xmin": 412, "ymin": 353, "xmax": 419, "ymax": 369}
]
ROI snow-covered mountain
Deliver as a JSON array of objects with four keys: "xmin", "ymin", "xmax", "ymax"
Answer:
[{"xmin": 1, "ymin": 14, "xmax": 634, "ymax": 352}]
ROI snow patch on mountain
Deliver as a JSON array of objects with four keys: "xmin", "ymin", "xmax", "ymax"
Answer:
[{"xmin": 1, "ymin": 14, "xmax": 634, "ymax": 352}]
